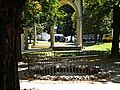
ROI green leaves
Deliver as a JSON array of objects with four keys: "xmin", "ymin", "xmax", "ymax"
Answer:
[
  {"xmin": 22, "ymin": 0, "xmax": 42, "ymax": 24},
  {"xmin": 22, "ymin": 0, "xmax": 67, "ymax": 33},
  {"xmin": 83, "ymin": 0, "xmax": 114, "ymax": 34}
]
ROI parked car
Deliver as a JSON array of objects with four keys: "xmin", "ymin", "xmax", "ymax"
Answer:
[
  {"xmin": 48, "ymin": 34, "xmax": 66, "ymax": 42},
  {"xmin": 58, "ymin": 36, "xmax": 66, "ymax": 42},
  {"xmin": 65, "ymin": 36, "xmax": 76, "ymax": 42},
  {"xmin": 102, "ymin": 34, "xmax": 112, "ymax": 42}
]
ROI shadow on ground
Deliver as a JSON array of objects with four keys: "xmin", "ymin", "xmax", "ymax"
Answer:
[{"xmin": 19, "ymin": 50, "xmax": 120, "ymax": 83}]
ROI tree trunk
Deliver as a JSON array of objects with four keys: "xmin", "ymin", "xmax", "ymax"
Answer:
[
  {"xmin": 69, "ymin": 35, "xmax": 73, "ymax": 42},
  {"xmin": 0, "ymin": 16, "xmax": 20, "ymax": 90},
  {"xmin": 50, "ymin": 25, "xmax": 55, "ymax": 47},
  {"xmin": 111, "ymin": 5, "xmax": 120, "ymax": 58},
  {"xmin": 25, "ymin": 30, "xmax": 28, "ymax": 50},
  {"xmin": 94, "ymin": 32, "xmax": 97, "ymax": 43},
  {"xmin": 33, "ymin": 22, "xmax": 37, "ymax": 46},
  {"xmin": 99, "ymin": 33, "xmax": 103, "ymax": 42},
  {"xmin": 0, "ymin": 0, "xmax": 26, "ymax": 90},
  {"xmin": 16, "ymin": 33, "xmax": 22, "ymax": 61},
  {"xmin": 111, "ymin": 28, "xmax": 119, "ymax": 57}
]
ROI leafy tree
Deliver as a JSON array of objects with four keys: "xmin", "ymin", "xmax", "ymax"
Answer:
[
  {"xmin": 22, "ymin": 0, "xmax": 44, "ymax": 31},
  {"xmin": 84, "ymin": 0, "xmax": 120, "ymax": 57},
  {"xmin": 111, "ymin": 4, "xmax": 120, "ymax": 57},
  {"xmin": 22, "ymin": 0, "xmax": 66, "ymax": 34},
  {"xmin": 22, "ymin": 0, "xmax": 44, "ymax": 46},
  {"xmin": 38, "ymin": 0, "xmax": 67, "ymax": 34},
  {"xmin": 83, "ymin": 0, "xmax": 113, "ymax": 42}
]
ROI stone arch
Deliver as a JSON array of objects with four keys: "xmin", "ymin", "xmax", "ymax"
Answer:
[
  {"xmin": 21, "ymin": 0, "xmax": 83, "ymax": 48},
  {"xmin": 60, "ymin": 0, "xmax": 79, "ymax": 14},
  {"xmin": 59, "ymin": 0, "xmax": 83, "ymax": 47}
]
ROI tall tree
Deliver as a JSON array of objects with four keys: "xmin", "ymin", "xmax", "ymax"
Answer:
[
  {"xmin": 22, "ymin": 0, "xmax": 43, "ymax": 46},
  {"xmin": 111, "ymin": 5, "xmax": 120, "ymax": 57},
  {"xmin": 85, "ymin": 0, "xmax": 120, "ymax": 57},
  {"xmin": 39, "ymin": 0, "xmax": 66, "ymax": 30},
  {"xmin": 83, "ymin": 0, "xmax": 112, "ymax": 42},
  {"xmin": 0, "ymin": 0, "xmax": 26, "ymax": 90},
  {"xmin": 22, "ymin": 0, "xmax": 65, "ymax": 43}
]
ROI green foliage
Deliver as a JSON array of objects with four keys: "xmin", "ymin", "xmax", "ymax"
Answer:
[
  {"xmin": 22, "ymin": 0, "xmax": 42, "ymax": 24},
  {"xmin": 22, "ymin": 0, "xmax": 67, "ymax": 33},
  {"xmin": 83, "ymin": 0, "xmax": 114, "ymax": 34},
  {"xmin": 22, "ymin": 0, "xmax": 45, "ymax": 33},
  {"xmin": 38, "ymin": 0, "xmax": 67, "ymax": 26},
  {"xmin": 22, "ymin": 0, "xmax": 120, "ymax": 36}
]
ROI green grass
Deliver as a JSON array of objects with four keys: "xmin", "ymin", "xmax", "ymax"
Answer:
[
  {"xmin": 83, "ymin": 43, "xmax": 112, "ymax": 51},
  {"xmin": 24, "ymin": 42, "xmax": 119, "ymax": 57},
  {"xmin": 83, "ymin": 42, "xmax": 120, "ymax": 51},
  {"xmin": 29, "ymin": 41, "xmax": 120, "ymax": 52}
]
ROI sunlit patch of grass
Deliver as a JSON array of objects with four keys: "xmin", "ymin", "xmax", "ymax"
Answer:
[
  {"xmin": 31, "ymin": 45, "xmax": 50, "ymax": 48},
  {"xmin": 83, "ymin": 43, "xmax": 112, "ymax": 51},
  {"xmin": 29, "ymin": 41, "xmax": 120, "ymax": 52}
]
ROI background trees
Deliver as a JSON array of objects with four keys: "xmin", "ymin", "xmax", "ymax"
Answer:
[
  {"xmin": 83, "ymin": 0, "xmax": 120, "ymax": 57},
  {"xmin": 22, "ymin": 0, "xmax": 66, "ymax": 44},
  {"xmin": 22, "ymin": 0, "xmax": 43, "ymax": 46},
  {"xmin": 22, "ymin": 0, "xmax": 120, "ymax": 57},
  {"xmin": 83, "ymin": 0, "xmax": 113, "ymax": 43},
  {"xmin": 23, "ymin": 0, "xmax": 66, "ymax": 31}
]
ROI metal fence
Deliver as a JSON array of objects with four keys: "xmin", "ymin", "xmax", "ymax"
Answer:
[{"xmin": 22, "ymin": 50, "xmax": 108, "ymax": 79}]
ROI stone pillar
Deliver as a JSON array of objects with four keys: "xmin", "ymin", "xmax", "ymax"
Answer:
[
  {"xmin": 50, "ymin": 26, "xmax": 55, "ymax": 48},
  {"xmin": 76, "ymin": 17, "xmax": 82, "ymax": 47},
  {"xmin": 75, "ymin": 0, "xmax": 83, "ymax": 47},
  {"xmin": 21, "ymin": 34, "xmax": 25, "ymax": 51}
]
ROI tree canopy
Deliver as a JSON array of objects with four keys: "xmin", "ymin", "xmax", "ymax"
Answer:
[
  {"xmin": 22, "ymin": 0, "xmax": 66, "ymax": 31},
  {"xmin": 84, "ymin": 0, "xmax": 120, "ymax": 57},
  {"xmin": 83, "ymin": 0, "xmax": 113, "ymax": 34}
]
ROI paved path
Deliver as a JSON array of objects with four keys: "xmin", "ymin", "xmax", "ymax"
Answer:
[{"xmin": 20, "ymin": 80, "xmax": 120, "ymax": 90}]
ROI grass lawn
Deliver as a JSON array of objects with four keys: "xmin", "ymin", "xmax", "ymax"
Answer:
[
  {"xmin": 83, "ymin": 42, "xmax": 112, "ymax": 51},
  {"xmin": 83, "ymin": 42, "xmax": 120, "ymax": 51},
  {"xmin": 29, "ymin": 41, "xmax": 120, "ymax": 53},
  {"xmin": 23, "ymin": 41, "xmax": 118, "ymax": 60}
]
